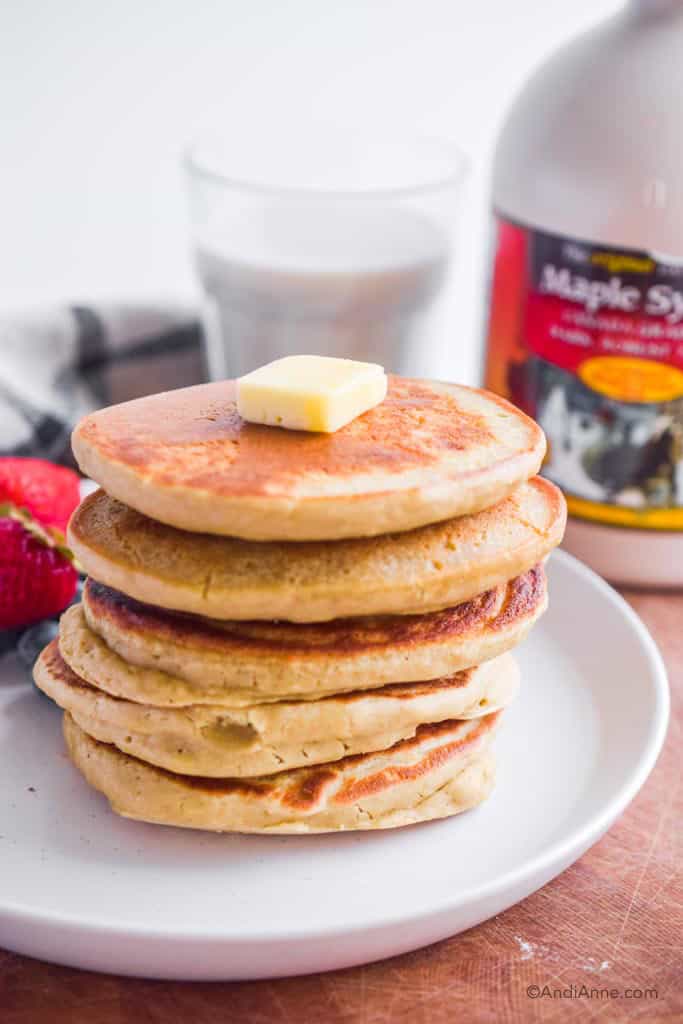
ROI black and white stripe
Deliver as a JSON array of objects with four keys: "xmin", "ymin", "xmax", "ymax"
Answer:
[{"xmin": 0, "ymin": 304, "xmax": 205, "ymax": 463}]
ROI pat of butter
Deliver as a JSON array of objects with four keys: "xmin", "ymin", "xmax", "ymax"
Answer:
[{"xmin": 236, "ymin": 355, "xmax": 388, "ymax": 433}]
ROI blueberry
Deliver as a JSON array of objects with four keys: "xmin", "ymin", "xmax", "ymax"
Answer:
[
  {"xmin": 18, "ymin": 620, "xmax": 59, "ymax": 672},
  {"xmin": 0, "ymin": 628, "xmax": 24, "ymax": 656},
  {"xmin": 68, "ymin": 576, "xmax": 85, "ymax": 608}
]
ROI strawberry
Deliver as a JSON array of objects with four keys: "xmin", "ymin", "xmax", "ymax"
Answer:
[
  {"xmin": 0, "ymin": 457, "xmax": 81, "ymax": 533},
  {"xmin": 0, "ymin": 511, "xmax": 79, "ymax": 629}
]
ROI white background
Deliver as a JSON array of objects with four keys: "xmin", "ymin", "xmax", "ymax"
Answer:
[{"xmin": 1, "ymin": 0, "xmax": 621, "ymax": 379}]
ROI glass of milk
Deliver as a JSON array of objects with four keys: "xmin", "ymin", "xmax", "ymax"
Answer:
[{"xmin": 184, "ymin": 127, "xmax": 468, "ymax": 379}]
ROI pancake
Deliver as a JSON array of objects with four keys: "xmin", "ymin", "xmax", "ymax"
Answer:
[
  {"xmin": 63, "ymin": 711, "xmax": 499, "ymax": 832},
  {"xmin": 67, "ymin": 478, "xmax": 565, "ymax": 622},
  {"xmin": 60, "ymin": 568, "xmax": 545, "ymax": 704},
  {"xmin": 35, "ymin": 641, "xmax": 518, "ymax": 777},
  {"xmin": 71, "ymin": 377, "xmax": 545, "ymax": 541}
]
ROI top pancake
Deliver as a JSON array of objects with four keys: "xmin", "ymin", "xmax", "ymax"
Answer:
[{"xmin": 71, "ymin": 376, "xmax": 545, "ymax": 541}]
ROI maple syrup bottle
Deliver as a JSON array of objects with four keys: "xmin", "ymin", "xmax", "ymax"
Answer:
[{"xmin": 484, "ymin": 0, "xmax": 683, "ymax": 586}]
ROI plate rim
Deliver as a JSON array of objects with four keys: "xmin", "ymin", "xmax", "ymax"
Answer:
[{"xmin": 0, "ymin": 548, "xmax": 670, "ymax": 944}]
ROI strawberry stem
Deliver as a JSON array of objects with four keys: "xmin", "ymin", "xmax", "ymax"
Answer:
[{"xmin": 0, "ymin": 502, "xmax": 80, "ymax": 569}]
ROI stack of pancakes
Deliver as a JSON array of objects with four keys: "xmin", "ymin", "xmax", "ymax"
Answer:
[{"xmin": 34, "ymin": 376, "xmax": 566, "ymax": 833}]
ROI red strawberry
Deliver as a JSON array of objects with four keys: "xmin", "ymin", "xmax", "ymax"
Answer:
[
  {"xmin": 0, "ymin": 514, "xmax": 78, "ymax": 629},
  {"xmin": 0, "ymin": 458, "xmax": 81, "ymax": 533}
]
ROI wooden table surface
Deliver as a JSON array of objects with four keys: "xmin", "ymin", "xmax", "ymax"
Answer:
[{"xmin": 1, "ymin": 588, "xmax": 680, "ymax": 1024}]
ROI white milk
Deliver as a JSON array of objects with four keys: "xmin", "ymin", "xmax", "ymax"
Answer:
[{"xmin": 193, "ymin": 202, "xmax": 451, "ymax": 379}]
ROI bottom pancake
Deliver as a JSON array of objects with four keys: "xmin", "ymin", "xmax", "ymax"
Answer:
[
  {"xmin": 36, "ymin": 641, "xmax": 517, "ymax": 777},
  {"xmin": 63, "ymin": 711, "xmax": 499, "ymax": 833}
]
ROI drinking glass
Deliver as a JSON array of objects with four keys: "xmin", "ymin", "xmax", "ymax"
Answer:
[{"xmin": 184, "ymin": 128, "xmax": 468, "ymax": 380}]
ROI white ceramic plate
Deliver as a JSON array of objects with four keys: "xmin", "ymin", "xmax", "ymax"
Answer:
[{"xmin": 0, "ymin": 551, "xmax": 669, "ymax": 980}]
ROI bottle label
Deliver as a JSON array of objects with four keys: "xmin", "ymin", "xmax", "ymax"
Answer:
[{"xmin": 485, "ymin": 214, "xmax": 683, "ymax": 530}]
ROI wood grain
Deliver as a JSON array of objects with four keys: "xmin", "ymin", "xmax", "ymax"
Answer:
[{"xmin": 1, "ymin": 589, "xmax": 680, "ymax": 1024}]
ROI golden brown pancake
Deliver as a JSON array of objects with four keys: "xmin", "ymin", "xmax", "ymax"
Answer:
[
  {"xmin": 63, "ymin": 711, "xmax": 499, "ymax": 832},
  {"xmin": 35, "ymin": 640, "xmax": 518, "ymax": 776},
  {"xmin": 71, "ymin": 377, "xmax": 545, "ymax": 541},
  {"xmin": 59, "ymin": 568, "xmax": 546, "ymax": 704},
  {"xmin": 67, "ymin": 479, "xmax": 564, "ymax": 622}
]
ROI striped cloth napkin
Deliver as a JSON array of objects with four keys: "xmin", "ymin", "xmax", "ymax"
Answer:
[{"xmin": 0, "ymin": 304, "xmax": 206, "ymax": 464}]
